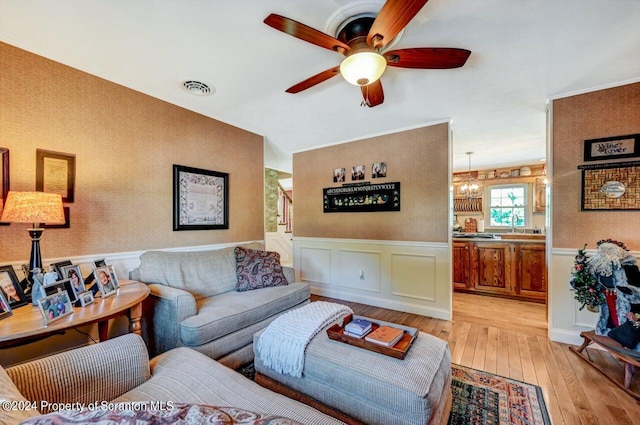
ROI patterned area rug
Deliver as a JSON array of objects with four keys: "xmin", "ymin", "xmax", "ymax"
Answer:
[
  {"xmin": 449, "ymin": 364, "xmax": 551, "ymax": 425},
  {"xmin": 236, "ymin": 363, "xmax": 551, "ymax": 425}
]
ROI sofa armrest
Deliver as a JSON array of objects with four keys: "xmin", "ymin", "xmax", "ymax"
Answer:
[
  {"xmin": 282, "ymin": 266, "xmax": 295, "ymax": 284},
  {"xmin": 143, "ymin": 283, "xmax": 197, "ymax": 356},
  {"xmin": 6, "ymin": 334, "xmax": 150, "ymax": 413}
]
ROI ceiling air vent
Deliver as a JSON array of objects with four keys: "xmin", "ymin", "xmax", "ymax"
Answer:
[{"xmin": 182, "ymin": 80, "xmax": 214, "ymax": 96}]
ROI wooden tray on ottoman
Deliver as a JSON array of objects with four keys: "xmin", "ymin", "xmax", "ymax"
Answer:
[{"xmin": 326, "ymin": 314, "xmax": 418, "ymax": 359}]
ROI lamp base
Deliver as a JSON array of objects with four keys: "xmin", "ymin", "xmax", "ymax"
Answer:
[{"xmin": 26, "ymin": 227, "xmax": 44, "ymax": 287}]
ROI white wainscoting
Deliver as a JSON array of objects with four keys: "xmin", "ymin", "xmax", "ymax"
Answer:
[
  {"xmin": 548, "ymin": 247, "xmax": 640, "ymax": 346},
  {"xmin": 293, "ymin": 237, "xmax": 452, "ymax": 320}
]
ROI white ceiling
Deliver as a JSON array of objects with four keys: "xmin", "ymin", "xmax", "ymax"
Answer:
[{"xmin": 1, "ymin": 0, "xmax": 639, "ymax": 173}]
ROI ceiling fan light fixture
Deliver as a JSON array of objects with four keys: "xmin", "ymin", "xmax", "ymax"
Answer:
[{"xmin": 340, "ymin": 51, "xmax": 387, "ymax": 86}]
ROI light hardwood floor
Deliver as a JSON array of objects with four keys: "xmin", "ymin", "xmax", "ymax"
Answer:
[{"xmin": 311, "ymin": 292, "xmax": 640, "ymax": 425}]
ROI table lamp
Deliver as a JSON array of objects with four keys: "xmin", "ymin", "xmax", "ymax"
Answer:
[{"xmin": 0, "ymin": 191, "xmax": 65, "ymax": 285}]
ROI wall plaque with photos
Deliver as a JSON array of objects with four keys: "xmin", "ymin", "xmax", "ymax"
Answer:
[{"xmin": 323, "ymin": 182, "xmax": 401, "ymax": 213}]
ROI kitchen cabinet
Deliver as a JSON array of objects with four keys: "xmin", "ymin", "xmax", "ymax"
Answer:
[
  {"xmin": 453, "ymin": 239, "xmax": 546, "ymax": 303},
  {"xmin": 471, "ymin": 242, "xmax": 511, "ymax": 295},
  {"xmin": 452, "ymin": 241, "xmax": 471, "ymax": 289},
  {"xmin": 515, "ymin": 243, "xmax": 547, "ymax": 301}
]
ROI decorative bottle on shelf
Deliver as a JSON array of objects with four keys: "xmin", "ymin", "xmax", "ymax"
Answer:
[{"xmin": 453, "ymin": 215, "xmax": 462, "ymax": 232}]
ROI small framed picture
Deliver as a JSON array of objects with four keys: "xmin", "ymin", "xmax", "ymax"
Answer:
[
  {"xmin": 351, "ymin": 165, "xmax": 365, "ymax": 181},
  {"xmin": 372, "ymin": 162, "xmax": 387, "ymax": 178},
  {"xmin": 51, "ymin": 260, "xmax": 72, "ymax": 279},
  {"xmin": 79, "ymin": 291, "xmax": 94, "ymax": 307},
  {"xmin": 61, "ymin": 264, "xmax": 86, "ymax": 300},
  {"xmin": 38, "ymin": 291, "xmax": 73, "ymax": 325},
  {"xmin": 0, "ymin": 265, "xmax": 28, "ymax": 308},
  {"xmin": 333, "ymin": 168, "xmax": 346, "ymax": 183},
  {"xmin": 107, "ymin": 265, "xmax": 119, "ymax": 288},
  {"xmin": 94, "ymin": 266, "xmax": 117, "ymax": 298},
  {"xmin": 0, "ymin": 291, "xmax": 13, "ymax": 320}
]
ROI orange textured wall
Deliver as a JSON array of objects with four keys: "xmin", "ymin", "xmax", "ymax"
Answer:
[
  {"xmin": 552, "ymin": 82, "xmax": 640, "ymax": 250},
  {"xmin": 293, "ymin": 124, "xmax": 449, "ymax": 242},
  {"xmin": 0, "ymin": 42, "xmax": 264, "ymax": 263}
]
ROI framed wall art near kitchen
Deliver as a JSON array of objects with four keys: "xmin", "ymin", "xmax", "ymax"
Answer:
[
  {"xmin": 36, "ymin": 149, "xmax": 76, "ymax": 202},
  {"xmin": 579, "ymin": 161, "xmax": 640, "ymax": 211},
  {"xmin": 173, "ymin": 164, "xmax": 229, "ymax": 230},
  {"xmin": 323, "ymin": 182, "xmax": 401, "ymax": 213},
  {"xmin": 583, "ymin": 134, "xmax": 640, "ymax": 162},
  {"xmin": 0, "ymin": 148, "xmax": 8, "ymax": 225}
]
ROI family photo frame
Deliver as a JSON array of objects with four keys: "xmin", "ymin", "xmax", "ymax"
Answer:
[
  {"xmin": 173, "ymin": 164, "xmax": 229, "ymax": 231},
  {"xmin": 60, "ymin": 264, "xmax": 86, "ymax": 301},
  {"xmin": 0, "ymin": 265, "xmax": 28, "ymax": 308},
  {"xmin": 94, "ymin": 266, "xmax": 117, "ymax": 298},
  {"xmin": 38, "ymin": 291, "xmax": 72, "ymax": 325},
  {"xmin": 0, "ymin": 291, "xmax": 12, "ymax": 320}
]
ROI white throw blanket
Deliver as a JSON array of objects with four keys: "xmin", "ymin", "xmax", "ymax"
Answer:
[{"xmin": 255, "ymin": 301, "xmax": 353, "ymax": 377}]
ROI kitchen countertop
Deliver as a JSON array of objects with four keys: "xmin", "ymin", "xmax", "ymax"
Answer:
[{"xmin": 453, "ymin": 233, "xmax": 546, "ymax": 243}]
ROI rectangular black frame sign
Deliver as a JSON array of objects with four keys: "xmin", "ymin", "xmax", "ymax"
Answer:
[{"xmin": 323, "ymin": 182, "xmax": 400, "ymax": 213}]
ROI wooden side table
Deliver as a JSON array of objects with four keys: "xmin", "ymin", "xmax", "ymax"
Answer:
[{"xmin": 0, "ymin": 280, "xmax": 150, "ymax": 349}]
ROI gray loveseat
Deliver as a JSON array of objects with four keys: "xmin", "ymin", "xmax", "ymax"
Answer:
[
  {"xmin": 133, "ymin": 243, "xmax": 310, "ymax": 368},
  {"xmin": 1, "ymin": 333, "xmax": 344, "ymax": 425}
]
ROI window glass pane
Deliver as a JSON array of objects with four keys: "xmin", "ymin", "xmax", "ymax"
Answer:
[{"xmin": 487, "ymin": 184, "xmax": 528, "ymax": 228}]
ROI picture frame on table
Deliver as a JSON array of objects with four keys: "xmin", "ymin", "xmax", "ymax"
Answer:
[
  {"xmin": 35, "ymin": 149, "xmax": 76, "ymax": 202},
  {"xmin": 0, "ymin": 291, "xmax": 13, "ymax": 320},
  {"xmin": 37, "ymin": 291, "xmax": 72, "ymax": 325},
  {"xmin": 107, "ymin": 265, "xmax": 119, "ymax": 288},
  {"xmin": 173, "ymin": 164, "xmax": 229, "ymax": 231},
  {"xmin": 0, "ymin": 265, "xmax": 28, "ymax": 308},
  {"xmin": 94, "ymin": 266, "xmax": 117, "ymax": 298},
  {"xmin": 84, "ymin": 258, "xmax": 107, "ymax": 287},
  {"xmin": 60, "ymin": 264, "xmax": 86, "ymax": 300},
  {"xmin": 79, "ymin": 291, "xmax": 94, "ymax": 307},
  {"xmin": 51, "ymin": 260, "xmax": 72, "ymax": 280}
]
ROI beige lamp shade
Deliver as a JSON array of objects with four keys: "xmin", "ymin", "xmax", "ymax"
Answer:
[{"xmin": 0, "ymin": 191, "xmax": 65, "ymax": 225}]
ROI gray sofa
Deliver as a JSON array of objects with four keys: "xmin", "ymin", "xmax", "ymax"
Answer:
[
  {"xmin": 133, "ymin": 243, "xmax": 310, "ymax": 368},
  {"xmin": 1, "ymin": 333, "xmax": 345, "ymax": 425}
]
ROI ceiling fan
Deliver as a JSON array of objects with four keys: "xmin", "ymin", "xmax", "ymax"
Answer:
[{"xmin": 264, "ymin": 0, "xmax": 471, "ymax": 107}]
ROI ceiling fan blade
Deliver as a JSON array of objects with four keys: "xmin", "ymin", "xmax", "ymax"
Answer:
[
  {"xmin": 361, "ymin": 80, "xmax": 384, "ymax": 107},
  {"xmin": 384, "ymin": 48, "xmax": 471, "ymax": 69},
  {"xmin": 367, "ymin": 0, "xmax": 429, "ymax": 48},
  {"xmin": 264, "ymin": 14, "xmax": 351, "ymax": 53},
  {"xmin": 285, "ymin": 66, "xmax": 341, "ymax": 94}
]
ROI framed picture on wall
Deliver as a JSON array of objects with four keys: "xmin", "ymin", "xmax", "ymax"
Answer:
[
  {"xmin": 35, "ymin": 149, "xmax": 76, "ymax": 202},
  {"xmin": 0, "ymin": 148, "xmax": 9, "ymax": 226},
  {"xmin": 580, "ymin": 161, "xmax": 640, "ymax": 210},
  {"xmin": 583, "ymin": 134, "xmax": 640, "ymax": 162},
  {"xmin": 173, "ymin": 164, "xmax": 229, "ymax": 231}
]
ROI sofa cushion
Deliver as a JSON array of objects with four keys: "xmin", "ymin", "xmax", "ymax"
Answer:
[
  {"xmin": 138, "ymin": 247, "xmax": 237, "ymax": 300},
  {"xmin": 235, "ymin": 247, "xmax": 288, "ymax": 292},
  {"xmin": 180, "ymin": 283, "xmax": 310, "ymax": 346},
  {"xmin": 19, "ymin": 403, "xmax": 304, "ymax": 425},
  {"xmin": 114, "ymin": 347, "xmax": 344, "ymax": 425},
  {"xmin": 0, "ymin": 366, "xmax": 40, "ymax": 423}
]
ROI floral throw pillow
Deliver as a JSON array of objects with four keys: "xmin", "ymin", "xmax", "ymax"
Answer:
[{"xmin": 235, "ymin": 247, "xmax": 288, "ymax": 292}]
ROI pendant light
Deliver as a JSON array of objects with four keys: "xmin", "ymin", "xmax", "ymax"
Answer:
[{"xmin": 457, "ymin": 152, "xmax": 483, "ymax": 200}]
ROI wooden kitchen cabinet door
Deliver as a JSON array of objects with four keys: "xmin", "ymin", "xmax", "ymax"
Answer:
[
  {"xmin": 453, "ymin": 242, "xmax": 471, "ymax": 289},
  {"xmin": 471, "ymin": 243, "xmax": 511, "ymax": 294},
  {"xmin": 515, "ymin": 243, "xmax": 547, "ymax": 301}
]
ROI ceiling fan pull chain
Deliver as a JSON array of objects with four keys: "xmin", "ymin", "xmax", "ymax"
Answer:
[{"xmin": 361, "ymin": 86, "xmax": 371, "ymax": 107}]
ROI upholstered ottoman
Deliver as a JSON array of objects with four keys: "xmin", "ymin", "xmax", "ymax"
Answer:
[{"xmin": 254, "ymin": 324, "xmax": 452, "ymax": 425}]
